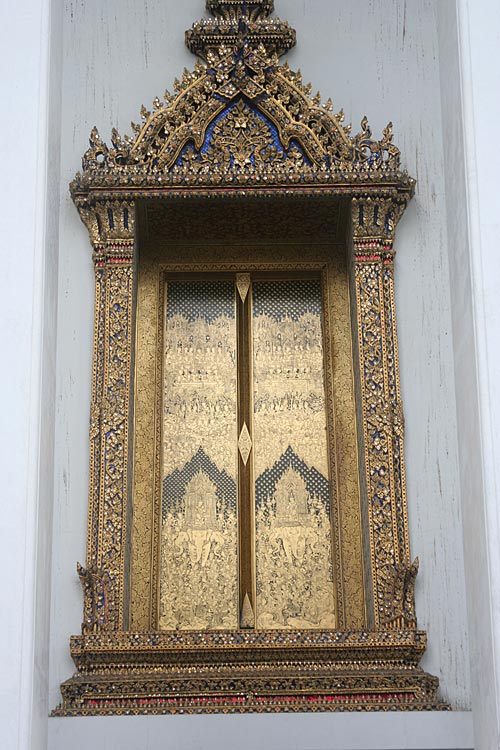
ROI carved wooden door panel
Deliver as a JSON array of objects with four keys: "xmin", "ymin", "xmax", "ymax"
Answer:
[{"xmin": 159, "ymin": 274, "xmax": 337, "ymax": 631}]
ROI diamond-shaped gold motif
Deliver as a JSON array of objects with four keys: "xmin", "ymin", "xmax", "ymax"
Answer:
[
  {"xmin": 238, "ymin": 423, "xmax": 252, "ymax": 465},
  {"xmin": 236, "ymin": 274, "xmax": 251, "ymax": 303}
]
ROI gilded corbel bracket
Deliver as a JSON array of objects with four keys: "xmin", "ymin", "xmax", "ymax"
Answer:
[
  {"xmin": 78, "ymin": 198, "xmax": 137, "ymax": 631},
  {"xmin": 76, "ymin": 198, "xmax": 136, "ymax": 251},
  {"xmin": 351, "ymin": 194, "xmax": 412, "ymax": 628},
  {"xmin": 77, "ymin": 562, "xmax": 110, "ymax": 634},
  {"xmin": 380, "ymin": 557, "xmax": 419, "ymax": 630},
  {"xmin": 351, "ymin": 194, "xmax": 409, "ymax": 243}
]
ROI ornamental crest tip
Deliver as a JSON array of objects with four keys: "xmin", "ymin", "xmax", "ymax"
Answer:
[{"xmin": 186, "ymin": 0, "xmax": 295, "ymax": 60}]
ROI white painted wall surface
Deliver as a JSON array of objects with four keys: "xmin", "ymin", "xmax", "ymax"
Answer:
[
  {"xmin": 437, "ymin": 1, "xmax": 500, "ymax": 748},
  {"xmin": 0, "ymin": 1, "xmax": 63, "ymax": 749},
  {"xmin": 45, "ymin": 0, "xmax": 473, "ymax": 746},
  {"xmin": 48, "ymin": 712, "xmax": 474, "ymax": 750}
]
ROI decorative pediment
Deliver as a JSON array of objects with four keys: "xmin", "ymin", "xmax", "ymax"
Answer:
[{"xmin": 72, "ymin": 25, "xmax": 413, "ymax": 195}]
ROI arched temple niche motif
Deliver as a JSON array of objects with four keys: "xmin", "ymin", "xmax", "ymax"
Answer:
[{"xmin": 55, "ymin": 0, "xmax": 448, "ymax": 715}]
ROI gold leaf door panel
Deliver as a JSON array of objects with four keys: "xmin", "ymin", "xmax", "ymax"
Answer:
[
  {"xmin": 252, "ymin": 279, "xmax": 337, "ymax": 629},
  {"xmin": 159, "ymin": 274, "xmax": 338, "ymax": 631},
  {"xmin": 160, "ymin": 279, "xmax": 239, "ymax": 630}
]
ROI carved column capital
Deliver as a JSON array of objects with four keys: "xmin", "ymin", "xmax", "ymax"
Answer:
[
  {"xmin": 75, "ymin": 198, "xmax": 136, "ymax": 261},
  {"xmin": 351, "ymin": 194, "xmax": 410, "ymax": 246}
]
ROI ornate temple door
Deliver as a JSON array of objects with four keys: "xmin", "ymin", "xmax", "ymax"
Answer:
[
  {"xmin": 55, "ymin": 0, "xmax": 446, "ymax": 716},
  {"xmin": 159, "ymin": 274, "xmax": 337, "ymax": 631}
]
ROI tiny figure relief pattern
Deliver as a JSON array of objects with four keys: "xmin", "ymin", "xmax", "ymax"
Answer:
[
  {"xmin": 160, "ymin": 280, "xmax": 238, "ymax": 630},
  {"xmin": 252, "ymin": 279, "xmax": 336, "ymax": 629}
]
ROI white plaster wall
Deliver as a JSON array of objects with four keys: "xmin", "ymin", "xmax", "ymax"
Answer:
[
  {"xmin": 437, "ymin": 1, "xmax": 500, "ymax": 748},
  {"xmin": 48, "ymin": 713, "xmax": 474, "ymax": 750},
  {"xmin": 0, "ymin": 0, "xmax": 63, "ymax": 748},
  {"xmin": 49, "ymin": 0, "xmax": 471, "ymax": 736}
]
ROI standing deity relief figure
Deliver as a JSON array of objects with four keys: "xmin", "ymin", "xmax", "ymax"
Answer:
[
  {"xmin": 176, "ymin": 471, "xmax": 225, "ymax": 566},
  {"xmin": 269, "ymin": 468, "xmax": 318, "ymax": 562}
]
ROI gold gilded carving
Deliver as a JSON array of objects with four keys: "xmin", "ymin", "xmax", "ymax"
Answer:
[
  {"xmin": 352, "ymin": 211, "xmax": 411, "ymax": 627},
  {"xmin": 89, "ymin": 401, "xmax": 100, "ymax": 441},
  {"xmin": 86, "ymin": 268, "xmax": 106, "ymax": 578},
  {"xmin": 146, "ymin": 198, "xmax": 346, "ymax": 245},
  {"xmin": 83, "ymin": 245, "xmax": 135, "ymax": 633},
  {"xmin": 162, "ymin": 280, "xmax": 238, "ymax": 478},
  {"xmin": 351, "ymin": 195, "xmax": 409, "ymax": 242},
  {"xmin": 256, "ymin": 466, "xmax": 336, "ymax": 629},
  {"xmin": 211, "ymin": 100, "xmax": 284, "ymax": 170},
  {"xmin": 186, "ymin": 1, "xmax": 296, "ymax": 61},
  {"xmin": 238, "ymin": 423, "xmax": 253, "ymax": 465},
  {"xmin": 129, "ymin": 249, "xmax": 365, "ymax": 637},
  {"xmin": 77, "ymin": 199, "xmax": 135, "ymax": 248},
  {"xmin": 130, "ymin": 260, "xmax": 161, "ymax": 630},
  {"xmin": 77, "ymin": 563, "xmax": 109, "ymax": 634},
  {"xmin": 381, "ymin": 558, "xmax": 419, "ymax": 630},
  {"xmin": 252, "ymin": 280, "xmax": 330, "ymax": 479},
  {"xmin": 252, "ymin": 279, "xmax": 336, "ymax": 629},
  {"xmin": 160, "ymin": 469, "xmax": 238, "ymax": 630},
  {"xmin": 71, "ymin": 16, "xmax": 415, "ymax": 193},
  {"xmin": 73, "ymin": 44, "xmax": 410, "ymax": 187},
  {"xmin": 160, "ymin": 279, "xmax": 239, "ymax": 630},
  {"xmin": 53, "ymin": 629, "xmax": 448, "ymax": 716},
  {"xmin": 382, "ymin": 259, "xmax": 410, "ymax": 563},
  {"xmin": 354, "ymin": 254, "xmax": 396, "ymax": 627},
  {"xmin": 325, "ymin": 261, "xmax": 365, "ymax": 629},
  {"xmin": 98, "ymin": 260, "xmax": 134, "ymax": 630}
]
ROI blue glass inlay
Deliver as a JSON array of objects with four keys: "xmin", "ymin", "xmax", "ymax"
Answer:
[{"xmin": 174, "ymin": 98, "xmax": 311, "ymax": 168}]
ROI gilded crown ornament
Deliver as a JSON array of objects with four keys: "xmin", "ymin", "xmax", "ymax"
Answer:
[
  {"xmin": 186, "ymin": 0, "xmax": 296, "ymax": 60},
  {"xmin": 207, "ymin": 0, "xmax": 274, "ymax": 15}
]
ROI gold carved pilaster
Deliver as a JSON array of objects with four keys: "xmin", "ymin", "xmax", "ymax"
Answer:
[
  {"xmin": 351, "ymin": 194, "xmax": 412, "ymax": 628},
  {"xmin": 79, "ymin": 199, "xmax": 136, "ymax": 631}
]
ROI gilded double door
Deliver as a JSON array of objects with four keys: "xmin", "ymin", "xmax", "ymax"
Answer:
[{"xmin": 159, "ymin": 273, "xmax": 337, "ymax": 630}]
